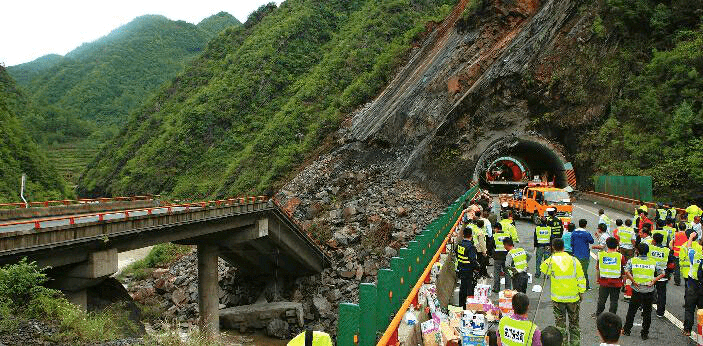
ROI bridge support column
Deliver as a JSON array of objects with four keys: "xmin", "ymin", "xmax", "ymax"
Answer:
[
  {"xmin": 51, "ymin": 248, "xmax": 118, "ymax": 311},
  {"xmin": 197, "ymin": 243, "xmax": 219, "ymax": 339}
]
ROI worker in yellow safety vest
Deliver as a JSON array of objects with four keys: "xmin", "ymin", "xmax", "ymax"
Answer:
[
  {"xmin": 595, "ymin": 237, "xmax": 625, "ymax": 317},
  {"xmin": 685, "ymin": 204, "xmax": 702, "ymax": 223},
  {"xmin": 504, "ymin": 237, "xmax": 531, "ymax": 293},
  {"xmin": 540, "ymin": 238, "xmax": 586, "ymax": 346},
  {"xmin": 623, "ymin": 243, "xmax": 665, "ymax": 340},
  {"xmin": 500, "ymin": 211, "xmax": 520, "ymax": 243},
  {"xmin": 288, "ymin": 329, "xmax": 333, "ymax": 346},
  {"xmin": 534, "ymin": 219, "xmax": 552, "ymax": 279},
  {"xmin": 683, "ymin": 232, "xmax": 703, "ymax": 336},
  {"xmin": 497, "ymin": 292, "xmax": 540, "ymax": 346},
  {"xmin": 649, "ymin": 233, "xmax": 673, "ymax": 317},
  {"xmin": 652, "ymin": 220, "xmax": 671, "ymax": 247},
  {"xmin": 493, "ymin": 222, "xmax": 513, "ymax": 293}
]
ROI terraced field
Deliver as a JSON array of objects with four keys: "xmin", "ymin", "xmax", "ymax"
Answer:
[{"xmin": 46, "ymin": 141, "xmax": 101, "ymax": 189}]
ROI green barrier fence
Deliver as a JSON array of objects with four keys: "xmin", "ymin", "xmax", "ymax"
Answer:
[
  {"xmin": 594, "ymin": 175, "xmax": 653, "ymax": 202},
  {"xmin": 336, "ymin": 185, "xmax": 479, "ymax": 346}
]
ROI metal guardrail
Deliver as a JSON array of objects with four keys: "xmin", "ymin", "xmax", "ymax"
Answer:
[
  {"xmin": 0, "ymin": 195, "xmax": 156, "ymax": 209},
  {"xmin": 583, "ymin": 191, "xmax": 685, "ymax": 217},
  {"xmin": 336, "ymin": 184, "xmax": 480, "ymax": 346}
]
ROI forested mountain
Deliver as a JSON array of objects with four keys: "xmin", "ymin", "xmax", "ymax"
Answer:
[
  {"xmin": 8, "ymin": 12, "xmax": 241, "ymax": 145},
  {"xmin": 78, "ymin": 0, "xmax": 456, "ymax": 198},
  {"xmin": 0, "ymin": 66, "xmax": 69, "ymax": 202},
  {"xmin": 79, "ymin": 0, "xmax": 703, "ymax": 204}
]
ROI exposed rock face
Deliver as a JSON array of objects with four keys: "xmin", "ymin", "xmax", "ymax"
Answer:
[
  {"xmin": 344, "ymin": 0, "xmax": 597, "ymax": 200},
  {"xmin": 124, "ymin": 0, "xmax": 604, "ymax": 337}
]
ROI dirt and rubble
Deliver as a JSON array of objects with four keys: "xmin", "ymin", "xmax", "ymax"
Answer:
[
  {"xmin": 123, "ymin": 0, "xmax": 610, "ymax": 338},
  {"xmin": 123, "ymin": 145, "xmax": 447, "ymax": 338}
]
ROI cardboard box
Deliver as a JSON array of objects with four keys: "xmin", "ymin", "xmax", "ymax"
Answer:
[
  {"xmin": 499, "ymin": 290, "xmax": 516, "ymax": 314},
  {"xmin": 440, "ymin": 321, "xmax": 459, "ymax": 346},
  {"xmin": 460, "ymin": 331, "xmax": 487, "ymax": 346},
  {"xmin": 422, "ymin": 319, "xmax": 442, "ymax": 346},
  {"xmin": 461, "ymin": 311, "xmax": 487, "ymax": 336},
  {"xmin": 473, "ymin": 284, "xmax": 491, "ymax": 303}
]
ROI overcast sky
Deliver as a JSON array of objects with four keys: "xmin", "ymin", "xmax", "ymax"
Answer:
[{"xmin": 1, "ymin": 0, "xmax": 283, "ymax": 66}]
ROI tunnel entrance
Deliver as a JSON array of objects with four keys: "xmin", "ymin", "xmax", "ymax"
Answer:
[{"xmin": 473, "ymin": 135, "xmax": 571, "ymax": 193}]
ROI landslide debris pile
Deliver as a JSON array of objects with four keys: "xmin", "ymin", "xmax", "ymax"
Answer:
[{"xmin": 124, "ymin": 146, "xmax": 445, "ymax": 337}]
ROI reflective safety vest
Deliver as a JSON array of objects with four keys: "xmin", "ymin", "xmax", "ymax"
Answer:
[
  {"xmin": 648, "ymin": 244, "xmax": 670, "ymax": 281},
  {"xmin": 540, "ymin": 252, "xmax": 585, "ymax": 302},
  {"xmin": 457, "ymin": 240, "xmax": 475, "ymax": 268},
  {"xmin": 618, "ymin": 226, "xmax": 635, "ymax": 248},
  {"xmin": 688, "ymin": 244, "xmax": 703, "ymax": 280},
  {"xmin": 673, "ymin": 231, "xmax": 688, "ymax": 257},
  {"xmin": 288, "ymin": 330, "xmax": 333, "ymax": 346},
  {"xmin": 509, "ymin": 248, "xmax": 528, "ymax": 273},
  {"xmin": 498, "ymin": 315, "xmax": 538, "ymax": 346},
  {"xmin": 598, "ymin": 251, "xmax": 623, "ymax": 278},
  {"xmin": 663, "ymin": 226, "xmax": 676, "ymax": 241},
  {"xmin": 494, "ymin": 229, "xmax": 511, "ymax": 251},
  {"xmin": 500, "ymin": 219, "xmax": 519, "ymax": 242},
  {"xmin": 546, "ymin": 216, "xmax": 563, "ymax": 238},
  {"xmin": 642, "ymin": 237, "xmax": 653, "ymax": 246},
  {"xmin": 536, "ymin": 226, "xmax": 551, "ymax": 245},
  {"xmin": 657, "ymin": 208, "xmax": 668, "ymax": 220},
  {"xmin": 668, "ymin": 208, "xmax": 678, "ymax": 220},
  {"xmin": 680, "ymin": 243, "xmax": 691, "ymax": 278},
  {"xmin": 631, "ymin": 257, "xmax": 657, "ymax": 285},
  {"xmin": 686, "ymin": 205, "xmax": 702, "ymax": 223},
  {"xmin": 652, "ymin": 228, "xmax": 669, "ymax": 244}
]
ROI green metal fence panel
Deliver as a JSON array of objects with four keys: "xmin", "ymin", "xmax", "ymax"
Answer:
[
  {"xmin": 337, "ymin": 303, "xmax": 360, "ymax": 346},
  {"xmin": 335, "ymin": 185, "xmax": 481, "ymax": 339},
  {"xmin": 398, "ymin": 247, "xmax": 411, "ymax": 298},
  {"xmin": 408, "ymin": 240, "xmax": 420, "ymax": 282},
  {"xmin": 359, "ymin": 283, "xmax": 377, "ymax": 346},
  {"xmin": 376, "ymin": 269, "xmax": 395, "ymax": 333},
  {"xmin": 390, "ymin": 257, "xmax": 405, "ymax": 311},
  {"xmin": 594, "ymin": 175, "xmax": 653, "ymax": 202}
]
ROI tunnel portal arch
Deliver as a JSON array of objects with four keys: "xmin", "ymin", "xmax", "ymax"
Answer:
[{"xmin": 473, "ymin": 135, "xmax": 573, "ymax": 192}]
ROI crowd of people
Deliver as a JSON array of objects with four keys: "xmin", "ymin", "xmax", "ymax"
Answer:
[{"xmin": 454, "ymin": 196, "xmax": 703, "ymax": 346}]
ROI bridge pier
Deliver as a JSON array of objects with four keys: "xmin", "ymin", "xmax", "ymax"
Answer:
[
  {"xmin": 50, "ymin": 248, "xmax": 118, "ymax": 311},
  {"xmin": 197, "ymin": 243, "xmax": 220, "ymax": 339}
]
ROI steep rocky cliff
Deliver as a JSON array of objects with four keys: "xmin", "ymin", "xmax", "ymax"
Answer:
[{"xmin": 319, "ymin": 0, "xmax": 599, "ymax": 202}]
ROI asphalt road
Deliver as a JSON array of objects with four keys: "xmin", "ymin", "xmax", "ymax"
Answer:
[
  {"xmin": 497, "ymin": 198, "xmax": 697, "ymax": 346},
  {"xmin": 0, "ymin": 206, "xmax": 194, "ymax": 233}
]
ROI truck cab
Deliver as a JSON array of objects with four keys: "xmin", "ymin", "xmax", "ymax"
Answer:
[{"xmin": 520, "ymin": 184, "xmax": 573, "ymax": 225}]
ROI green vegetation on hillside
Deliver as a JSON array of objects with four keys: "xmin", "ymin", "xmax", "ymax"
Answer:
[
  {"xmin": 119, "ymin": 243, "xmax": 192, "ymax": 281},
  {"xmin": 0, "ymin": 66, "xmax": 69, "ymax": 202},
  {"xmin": 79, "ymin": 0, "xmax": 456, "ymax": 199},
  {"xmin": 0, "ymin": 259, "xmax": 138, "ymax": 343},
  {"xmin": 8, "ymin": 13, "xmax": 241, "ymax": 146},
  {"xmin": 577, "ymin": 0, "xmax": 703, "ymax": 203}
]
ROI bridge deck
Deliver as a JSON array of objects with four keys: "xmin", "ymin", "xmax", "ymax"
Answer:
[{"xmin": 0, "ymin": 198, "xmax": 329, "ymax": 277}]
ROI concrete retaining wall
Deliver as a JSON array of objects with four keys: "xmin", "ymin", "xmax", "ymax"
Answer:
[
  {"xmin": 578, "ymin": 192, "xmax": 635, "ymax": 214},
  {"xmin": 0, "ymin": 200, "xmax": 158, "ymax": 221}
]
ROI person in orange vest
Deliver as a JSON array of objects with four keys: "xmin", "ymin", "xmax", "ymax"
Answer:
[{"xmin": 671, "ymin": 221, "xmax": 689, "ymax": 286}]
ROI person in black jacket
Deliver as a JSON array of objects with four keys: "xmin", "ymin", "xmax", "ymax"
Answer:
[{"xmin": 457, "ymin": 226, "xmax": 479, "ymax": 308}]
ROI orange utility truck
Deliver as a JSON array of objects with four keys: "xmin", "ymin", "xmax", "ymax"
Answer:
[{"xmin": 503, "ymin": 182, "xmax": 573, "ymax": 225}]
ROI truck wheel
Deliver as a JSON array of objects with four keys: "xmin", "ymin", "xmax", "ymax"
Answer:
[{"xmin": 532, "ymin": 213, "xmax": 540, "ymax": 224}]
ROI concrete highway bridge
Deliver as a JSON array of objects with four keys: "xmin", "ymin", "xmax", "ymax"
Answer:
[{"xmin": 0, "ymin": 196, "xmax": 330, "ymax": 336}]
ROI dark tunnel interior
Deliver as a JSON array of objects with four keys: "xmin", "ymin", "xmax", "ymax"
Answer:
[{"xmin": 474, "ymin": 137, "xmax": 569, "ymax": 193}]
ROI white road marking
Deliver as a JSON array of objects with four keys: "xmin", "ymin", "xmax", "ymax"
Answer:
[{"xmin": 577, "ymin": 203, "xmax": 698, "ymax": 342}]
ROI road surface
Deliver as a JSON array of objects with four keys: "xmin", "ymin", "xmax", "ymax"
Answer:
[{"xmin": 499, "ymin": 198, "xmax": 697, "ymax": 346}]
